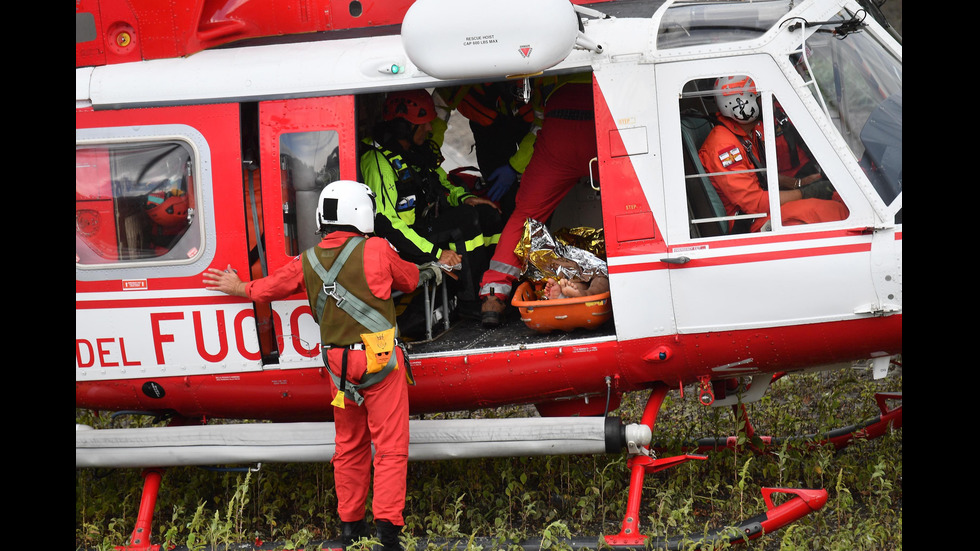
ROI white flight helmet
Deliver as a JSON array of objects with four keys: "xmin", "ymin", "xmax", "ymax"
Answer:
[
  {"xmin": 714, "ymin": 75, "xmax": 761, "ymax": 123},
  {"xmin": 315, "ymin": 180, "xmax": 377, "ymax": 234}
]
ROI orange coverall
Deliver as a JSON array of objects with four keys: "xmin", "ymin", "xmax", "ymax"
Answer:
[
  {"xmin": 244, "ymin": 231, "xmax": 419, "ymax": 526},
  {"xmin": 699, "ymin": 116, "xmax": 848, "ymax": 232}
]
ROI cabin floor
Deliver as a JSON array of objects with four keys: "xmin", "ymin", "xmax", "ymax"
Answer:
[{"xmin": 402, "ymin": 303, "xmax": 616, "ymax": 356}]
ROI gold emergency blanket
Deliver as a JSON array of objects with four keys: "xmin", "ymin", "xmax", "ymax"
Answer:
[{"xmin": 515, "ymin": 218, "xmax": 607, "ymax": 283}]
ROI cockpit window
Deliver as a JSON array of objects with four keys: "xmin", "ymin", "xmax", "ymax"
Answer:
[
  {"xmin": 793, "ymin": 9, "xmax": 902, "ymax": 210},
  {"xmin": 76, "ymin": 140, "xmax": 199, "ymax": 265},
  {"xmin": 657, "ymin": 0, "xmax": 795, "ymax": 50},
  {"xmin": 679, "ymin": 75, "xmax": 850, "ymax": 238}
]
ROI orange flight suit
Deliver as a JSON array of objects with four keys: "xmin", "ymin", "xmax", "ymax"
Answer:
[
  {"xmin": 245, "ymin": 231, "xmax": 419, "ymax": 527},
  {"xmin": 698, "ymin": 116, "xmax": 848, "ymax": 232}
]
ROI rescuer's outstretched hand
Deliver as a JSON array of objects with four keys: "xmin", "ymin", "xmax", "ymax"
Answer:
[{"xmin": 203, "ymin": 265, "xmax": 247, "ymax": 297}]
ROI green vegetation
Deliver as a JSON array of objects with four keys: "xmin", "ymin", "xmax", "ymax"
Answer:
[{"xmin": 76, "ymin": 365, "xmax": 901, "ymax": 550}]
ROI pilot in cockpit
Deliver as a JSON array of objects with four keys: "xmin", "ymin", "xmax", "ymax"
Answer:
[{"xmin": 698, "ymin": 75, "xmax": 848, "ymax": 233}]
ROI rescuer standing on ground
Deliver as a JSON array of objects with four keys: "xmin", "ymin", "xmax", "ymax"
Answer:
[{"xmin": 204, "ymin": 180, "xmax": 440, "ymax": 550}]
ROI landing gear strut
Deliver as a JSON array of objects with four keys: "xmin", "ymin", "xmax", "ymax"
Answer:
[
  {"xmin": 603, "ymin": 383, "xmax": 829, "ymax": 548},
  {"xmin": 605, "ymin": 384, "xmax": 706, "ymax": 545},
  {"xmin": 116, "ymin": 468, "xmax": 164, "ymax": 551}
]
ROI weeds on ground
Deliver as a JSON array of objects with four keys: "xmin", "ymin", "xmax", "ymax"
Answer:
[{"xmin": 76, "ymin": 366, "xmax": 901, "ymax": 550}]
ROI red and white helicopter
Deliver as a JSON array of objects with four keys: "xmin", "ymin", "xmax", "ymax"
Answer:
[{"xmin": 76, "ymin": 0, "xmax": 902, "ymax": 548}]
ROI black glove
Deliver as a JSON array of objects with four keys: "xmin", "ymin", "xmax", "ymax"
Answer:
[{"xmin": 800, "ymin": 179, "xmax": 835, "ymax": 200}]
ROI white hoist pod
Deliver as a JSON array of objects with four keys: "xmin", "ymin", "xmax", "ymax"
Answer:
[{"xmin": 401, "ymin": 0, "xmax": 581, "ymax": 80}]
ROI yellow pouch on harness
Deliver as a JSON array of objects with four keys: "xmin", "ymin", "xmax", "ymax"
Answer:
[{"xmin": 361, "ymin": 326, "xmax": 396, "ymax": 374}]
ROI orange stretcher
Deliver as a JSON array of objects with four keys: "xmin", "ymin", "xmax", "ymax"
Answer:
[{"xmin": 512, "ymin": 281, "xmax": 612, "ymax": 333}]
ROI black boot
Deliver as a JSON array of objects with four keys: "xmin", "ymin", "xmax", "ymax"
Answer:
[
  {"xmin": 341, "ymin": 519, "xmax": 369, "ymax": 549},
  {"xmin": 374, "ymin": 519, "xmax": 403, "ymax": 551},
  {"xmin": 481, "ymin": 294, "xmax": 505, "ymax": 328}
]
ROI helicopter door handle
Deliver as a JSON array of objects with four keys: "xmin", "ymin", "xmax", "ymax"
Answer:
[
  {"xmin": 660, "ymin": 256, "xmax": 690, "ymax": 265},
  {"xmin": 588, "ymin": 157, "xmax": 600, "ymax": 191}
]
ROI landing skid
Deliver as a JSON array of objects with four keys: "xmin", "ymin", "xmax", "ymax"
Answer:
[
  {"xmin": 670, "ymin": 389, "xmax": 903, "ymax": 455},
  {"xmin": 103, "ymin": 383, "xmax": 839, "ymax": 551},
  {"xmin": 112, "ymin": 486, "xmax": 827, "ymax": 551}
]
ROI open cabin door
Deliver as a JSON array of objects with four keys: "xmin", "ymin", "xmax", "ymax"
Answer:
[{"xmin": 254, "ymin": 95, "xmax": 359, "ymax": 369}]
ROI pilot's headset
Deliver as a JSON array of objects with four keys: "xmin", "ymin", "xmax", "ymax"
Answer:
[
  {"xmin": 714, "ymin": 75, "xmax": 761, "ymax": 124},
  {"xmin": 383, "ymin": 89, "xmax": 437, "ymax": 141},
  {"xmin": 316, "ymin": 180, "xmax": 377, "ymax": 235}
]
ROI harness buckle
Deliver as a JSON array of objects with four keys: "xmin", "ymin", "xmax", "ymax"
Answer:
[{"xmin": 322, "ymin": 282, "xmax": 345, "ymax": 306}]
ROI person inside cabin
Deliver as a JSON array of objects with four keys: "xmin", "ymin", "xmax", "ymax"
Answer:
[
  {"xmin": 204, "ymin": 180, "xmax": 442, "ymax": 551},
  {"xmin": 477, "ymin": 72, "xmax": 598, "ymax": 327},
  {"xmin": 143, "ymin": 180, "xmax": 191, "ymax": 255},
  {"xmin": 360, "ymin": 89, "xmax": 503, "ymax": 320},
  {"xmin": 431, "ymin": 81, "xmax": 541, "ymax": 219},
  {"xmin": 771, "ymin": 101, "xmax": 824, "ymax": 189},
  {"xmin": 698, "ymin": 75, "xmax": 848, "ymax": 233}
]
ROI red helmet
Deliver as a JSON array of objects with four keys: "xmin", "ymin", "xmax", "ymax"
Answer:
[
  {"xmin": 383, "ymin": 89, "xmax": 436, "ymax": 124},
  {"xmin": 145, "ymin": 189, "xmax": 189, "ymax": 229}
]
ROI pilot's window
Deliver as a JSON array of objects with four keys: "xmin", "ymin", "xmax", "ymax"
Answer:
[
  {"xmin": 657, "ymin": 0, "xmax": 794, "ymax": 50},
  {"xmin": 279, "ymin": 130, "xmax": 341, "ymax": 255},
  {"xmin": 679, "ymin": 75, "xmax": 850, "ymax": 238},
  {"xmin": 76, "ymin": 141, "xmax": 199, "ymax": 265},
  {"xmin": 791, "ymin": 16, "xmax": 902, "ymax": 215}
]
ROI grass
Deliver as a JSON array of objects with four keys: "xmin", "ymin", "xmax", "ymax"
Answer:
[{"xmin": 76, "ymin": 362, "xmax": 901, "ymax": 550}]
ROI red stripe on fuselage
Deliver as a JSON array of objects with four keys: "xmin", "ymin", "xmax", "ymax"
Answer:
[{"xmin": 609, "ymin": 244, "xmax": 870, "ymax": 274}]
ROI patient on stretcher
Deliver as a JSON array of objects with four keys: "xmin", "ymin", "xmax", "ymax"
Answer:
[
  {"xmin": 513, "ymin": 219, "xmax": 613, "ymax": 332},
  {"xmin": 517, "ymin": 218, "xmax": 609, "ymax": 300},
  {"xmin": 543, "ymin": 275, "xmax": 609, "ymax": 299}
]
